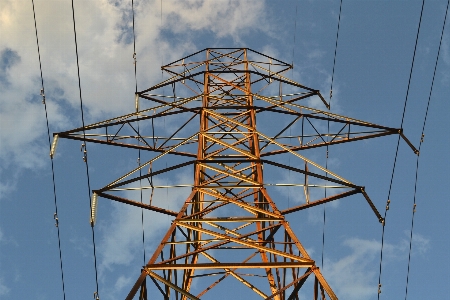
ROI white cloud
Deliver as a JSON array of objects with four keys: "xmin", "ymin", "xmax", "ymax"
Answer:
[
  {"xmin": 307, "ymin": 49, "xmax": 326, "ymax": 60},
  {"xmin": 0, "ymin": 173, "xmax": 17, "ymax": 200},
  {"xmin": 0, "ymin": 228, "xmax": 10, "ymax": 297},
  {"xmin": 324, "ymin": 238, "xmax": 381, "ymax": 299},
  {"xmin": 399, "ymin": 230, "xmax": 430, "ymax": 256},
  {"xmin": 97, "ymin": 171, "xmax": 192, "ymax": 276},
  {"xmin": 114, "ymin": 275, "xmax": 132, "ymax": 292},
  {"xmin": 442, "ymin": 33, "xmax": 449, "ymax": 66},
  {"xmin": 0, "ymin": 225, "xmax": 17, "ymax": 247},
  {"xmin": 155, "ymin": 0, "xmax": 269, "ymax": 41},
  {"xmin": 0, "ymin": 0, "xmax": 270, "ymax": 199},
  {"xmin": 323, "ymin": 234, "xmax": 430, "ymax": 299},
  {"xmin": 440, "ymin": 33, "xmax": 450, "ymax": 86},
  {"xmin": 0, "ymin": 277, "xmax": 10, "ymax": 296}
]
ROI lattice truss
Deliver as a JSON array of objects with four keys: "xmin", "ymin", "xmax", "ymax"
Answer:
[{"xmin": 54, "ymin": 48, "xmax": 417, "ymax": 300}]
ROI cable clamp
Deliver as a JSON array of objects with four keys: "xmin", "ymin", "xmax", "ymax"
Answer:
[
  {"xmin": 133, "ymin": 52, "xmax": 137, "ymax": 65},
  {"xmin": 378, "ymin": 283, "xmax": 382, "ymax": 294},
  {"xmin": 182, "ymin": 59, "xmax": 185, "ymax": 83},
  {"xmin": 93, "ymin": 291, "xmax": 99, "ymax": 299},
  {"xmin": 413, "ymin": 203, "xmax": 416, "ymax": 213},
  {"xmin": 40, "ymin": 88, "xmax": 46, "ymax": 104},
  {"xmin": 81, "ymin": 143, "xmax": 87, "ymax": 162},
  {"xmin": 53, "ymin": 213, "xmax": 59, "ymax": 227}
]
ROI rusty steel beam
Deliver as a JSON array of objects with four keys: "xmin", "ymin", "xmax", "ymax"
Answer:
[{"xmin": 145, "ymin": 262, "xmax": 314, "ymax": 270}]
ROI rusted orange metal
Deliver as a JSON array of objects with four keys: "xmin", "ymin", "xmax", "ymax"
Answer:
[{"xmin": 56, "ymin": 48, "xmax": 419, "ymax": 299}]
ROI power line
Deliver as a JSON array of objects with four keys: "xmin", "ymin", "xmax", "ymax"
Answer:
[
  {"xmin": 404, "ymin": 1, "xmax": 449, "ymax": 298},
  {"xmin": 329, "ymin": 0, "xmax": 343, "ymax": 102},
  {"xmin": 291, "ymin": 1, "xmax": 298, "ymax": 68},
  {"xmin": 132, "ymin": 0, "xmax": 137, "ymax": 95},
  {"xmin": 322, "ymin": 0, "xmax": 343, "ymax": 270},
  {"xmin": 131, "ymin": 0, "xmax": 147, "ymax": 265},
  {"xmin": 288, "ymin": 0, "xmax": 299, "ymax": 211},
  {"xmin": 70, "ymin": 0, "xmax": 100, "ymax": 297},
  {"xmin": 377, "ymin": 0, "xmax": 425, "ymax": 297},
  {"xmin": 31, "ymin": 0, "xmax": 66, "ymax": 298}
]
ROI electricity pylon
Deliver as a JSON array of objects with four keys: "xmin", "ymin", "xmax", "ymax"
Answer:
[{"xmin": 54, "ymin": 48, "xmax": 417, "ymax": 299}]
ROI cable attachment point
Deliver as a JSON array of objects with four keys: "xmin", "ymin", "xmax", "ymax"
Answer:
[
  {"xmin": 50, "ymin": 134, "xmax": 59, "ymax": 159},
  {"xmin": 385, "ymin": 199, "xmax": 390, "ymax": 211},
  {"xmin": 90, "ymin": 192, "xmax": 98, "ymax": 227},
  {"xmin": 40, "ymin": 88, "xmax": 46, "ymax": 104},
  {"xmin": 53, "ymin": 213, "xmax": 59, "ymax": 227},
  {"xmin": 135, "ymin": 93, "xmax": 139, "ymax": 112},
  {"xmin": 81, "ymin": 143, "xmax": 87, "ymax": 162},
  {"xmin": 269, "ymin": 59, "xmax": 273, "ymax": 83},
  {"xmin": 182, "ymin": 59, "xmax": 186, "ymax": 84},
  {"xmin": 133, "ymin": 52, "xmax": 137, "ymax": 65},
  {"xmin": 378, "ymin": 283, "xmax": 382, "ymax": 294},
  {"xmin": 413, "ymin": 203, "xmax": 417, "ymax": 213},
  {"xmin": 93, "ymin": 291, "xmax": 100, "ymax": 300},
  {"xmin": 420, "ymin": 134, "xmax": 425, "ymax": 143}
]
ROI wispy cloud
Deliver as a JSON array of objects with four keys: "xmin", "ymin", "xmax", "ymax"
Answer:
[
  {"xmin": 440, "ymin": 33, "xmax": 450, "ymax": 85},
  {"xmin": 0, "ymin": 227, "xmax": 10, "ymax": 297},
  {"xmin": 97, "ymin": 170, "xmax": 192, "ymax": 277},
  {"xmin": 323, "ymin": 234, "xmax": 430, "ymax": 299},
  {"xmin": 0, "ymin": 48, "xmax": 20, "ymax": 87},
  {"xmin": 0, "ymin": 277, "xmax": 10, "ymax": 297},
  {"xmin": 442, "ymin": 33, "xmax": 450, "ymax": 66}
]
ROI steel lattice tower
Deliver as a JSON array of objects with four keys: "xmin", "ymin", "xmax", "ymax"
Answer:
[{"xmin": 54, "ymin": 48, "xmax": 417, "ymax": 299}]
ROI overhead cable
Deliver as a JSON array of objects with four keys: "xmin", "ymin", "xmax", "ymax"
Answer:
[
  {"xmin": 404, "ymin": 1, "xmax": 449, "ymax": 298},
  {"xmin": 31, "ymin": 0, "xmax": 66, "ymax": 298},
  {"xmin": 322, "ymin": 0, "xmax": 343, "ymax": 269},
  {"xmin": 377, "ymin": 1, "xmax": 425, "ymax": 297},
  {"xmin": 70, "ymin": 0, "xmax": 100, "ymax": 296},
  {"xmin": 131, "ymin": 0, "xmax": 147, "ymax": 264},
  {"xmin": 291, "ymin": 1, "xmax": 298, "ymax": 68},
  {"xmin": 329, "ymin": 0, "xmax": 343, "ymax": 101}
]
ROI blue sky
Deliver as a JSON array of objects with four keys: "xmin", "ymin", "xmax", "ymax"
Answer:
[{"xmin": 0, "ymin": 0, "xmax": 449, "ymax": 299}]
